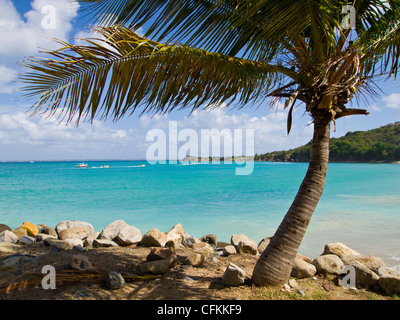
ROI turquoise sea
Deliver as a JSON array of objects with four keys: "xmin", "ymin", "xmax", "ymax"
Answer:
[{"xmin": 0, "ymin": 161, "xmax": 399, "ymax": 268}]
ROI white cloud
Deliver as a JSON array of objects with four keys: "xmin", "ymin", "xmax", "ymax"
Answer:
[{"xmin": 383, "ymin": 93, "xmax": 400, "ymax": 109}]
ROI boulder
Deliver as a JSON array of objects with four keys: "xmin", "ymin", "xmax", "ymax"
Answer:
[
  {"xmin": 323, "ymin": 242, "xmax": 361, "ymax": 258},
  {"xmin": 222, "ymin": 263, "xmax": 247, "ymax": 286},
  {"xmin": 70, "ymin": 254, "xmax": 95, "ymax": 271},
  {"xmin": 18, "ymin": 235, "xmax": 36, "ymax": 245},
  {"xmin": 146, "ymin": 247, "xmax": 177, "ymax": 267},
  {"xmin": 99, "ymin": 220, "xmax": 129, "ymax": 241},
  {"xmin": 64, "ymin": 238, "xmax": 84, "ymax": 247},
  {"xmin": 83, "ymin": 232, "xmax": 100, "ymax": 247},
  {"xmin": 312, "ymin": 254, "xmax": 344, "ymax": 275},
  {"xmin": 36, "ymin": 233, "xmax": 57, "ymax": 242},
  {"xmin": 11, "ymin": 228, "xmax": 28, "ymax": 238},
  {"xmin": 222, "ymin": 245, "xmax": 237, "ymax": 256},
  {"xmin": 231, "ymin": 234, "xmax": 257, "ymax": 251},
  {"xmin": 117, "ymin": 225, "xmax": 142, "ymax": 246},
  {"xmin": 347, "ymin": 261, "xmax": 380, "ymax": 289},
  {"xmin": 0, "ymin": 230, "xmax": 19, "ymax": 244},
  {"xmin": 37, "ymin": 224, "xmax": 58, "ymax": 238},
  {"xmin": 200, "ymin": 234, "xmax": 217, "ymax": 246},
  {"xmin": 237, "ymin": 240, "xmax": 258, "ymax": 255},
  {"xmin": 0, "ymin": 224, "xmax": 11, "ymax": 233},
  {"xmin": 19, "ymin": 222, "xmax": 39, "ymax": 237},
  {"xmin": 105, "ymin": 271, "xmax": 125, "ymax": 290},
  {"xmin": 0, "ymin": 243, "xmax": 24, "ymax": 254},
  {"xmin": 165, "ymin": 224, "xmax": 185, "ymax": 246},
  {"xmin": 93, "ymin": 239, "xmax": 118, "ymax": 248},
  {"xmin": 377, "ymin": 267, "xmax": 400, "ymax": 296},
  {"xmin": 191, "ymin": 242, "xmax": 214, "ymax": 254},
  {"xmin": 257, "ymin": 237, "xmax": 272, "ymax": 254},
  {"xmin": 138, "ymin": 259, "xmax": 170, "ymax": 275},
  {"xmin": 44, "ymin": 238, "xmax": 74, "ymax": 250},
  {"xmin": 182, "ymin": 236, "xmax": 200, "ymax": 248},
  {"xmin": 291, "ymin": 258, "xmax": 317, "ymax": 279},
  {"xmin": 183, "ymin": 253, "xmax": 205, "ymax": 267},
  {"xmin": 59, "ymin": 226, "xmax": 92, "ymax": 240},
  {"xmin": 55, "ymin": 220, "xmax": 95, "ymax": 236},
  {"xmin": 140, "ymin": 228, "xmax": 167, "ymax": 247},
  {"xmin": 341, "ymin": 254, "xmax": 386, "ymax": 272}
]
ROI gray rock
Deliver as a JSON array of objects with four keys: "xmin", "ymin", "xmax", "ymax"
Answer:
[
  {"xmin": 71, "ymin": 254, "xmax": 94, "ymax": 271},
  {"xmin": 105, "ymin": 271, "xmax": 125, "ymax": 290},
  {"xmin": 183, "ymin": 253, "xmax": 205, "ymax": 267},
  {"xmin": 200, "ymin": 234, "xmax": 217, "ymax": 246},
  {"xmin": 341, "ymin": 255, "xmax": 386, "ymax": 272},
  {"xmin": 191, "ymin": 242, "xmax": 214, "ymax": 254},
  {"xmin": 138, "ymin": 259, "xmax": 170, "ymax": 275},
  {"xmin": 322, "ymin": 242, "xmax": 361, "ymax": 258},
  {"xmin": 140, "ymin": 228, "xmax": 167, "ymax": 247},
  {"xmin": 117, "ymin": 225, "xmax": 142, "ymax": 246},
  {"xmin": 222, "ymin": 245, "xmax": 237, "ymax": 256},
  {"xmin": 1, "ymin": 254, "xmax": 23, "ymax": 267},
  {"xmin": 44, "ymin": 237, "xmax": 74, "ymax": 250},
  {"xmin": 55, "ymin": 220, "xmax": 95, "ymax": 236},
  {"xmin": 165, "ymin": 224, "xmax": 185, "ymax": 246},
  {"xmin": 377, "ymin": 267, "xmax": 400, "ymax": 296},
  {"xmin": 237, "ymin": 240, "xmax": 258, "ymax": 255},
  {"xmin": 230, "ymin": 234, "xmax": 257, "ymax": 252},
  {"xmin": 83, "ymin": 232, "xmax": 100, "ymax": 247},
  {"xmin": 312, "ymin": 254, "xmax": 344, "ymax": 275},
  {"xmin": 182, "ymin": 236, "xmax": 199, "ymax": 248},
  {"xmin": 0, "ymin": 230, "xmax": 19, "ymax": 244},
  {"xmin": 36, "ymin": 233, "xmax": 57, "ymax": 242},
  {"xmin": 291, "ymin": 258, "xmax": 317, "ymax": 279},
  {"xmin": 59, "ymin": 226, "xmax": 92, "ymax": 240},
  {"xmin": 93, "ymin": 239, "xmax": 118, "ymax": 248},
  {"xmin": 99, "ymin": 220, "xmax": 129, "ymax": 241},
  {"xmin": 37, "ymin": 224, "xmax": 58, "ymax": 238},
  {"xmin": 257, "ymin": 237, "xmax": 272, "ymax": 254},
  {"xmin": 18, "ymin": 235, "xmax": 36, "ymax": 245},
  {"xmin": 349, "ymin": 261, "xmax": 380, "ymax": 289},
  {"xmin": 222, "ymin": 263, "xmax": 247, "ymax": 286},
  {"xmin": 64, "ymin": 238, "xmax": 84, "ymax": 247}
]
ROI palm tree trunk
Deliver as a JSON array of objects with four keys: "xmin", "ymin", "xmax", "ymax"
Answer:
[{"xmin": 252, "ymin": 108, "xmax": 331, "ymax": 286}]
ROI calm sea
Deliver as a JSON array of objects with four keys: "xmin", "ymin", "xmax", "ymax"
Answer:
[{"xmin": 0, "ymin": 161, "xmax": 399, "ymax": 268}]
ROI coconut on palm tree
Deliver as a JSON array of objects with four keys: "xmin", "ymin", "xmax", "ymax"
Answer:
[{"xmin": 19, "ymin": 0, "xmax": 400, "ymax": 286}]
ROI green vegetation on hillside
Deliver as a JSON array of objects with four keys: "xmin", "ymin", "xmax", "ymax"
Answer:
[{"xmin": 255, "ymin": 122, "xmax": 400, "ymax": 163}]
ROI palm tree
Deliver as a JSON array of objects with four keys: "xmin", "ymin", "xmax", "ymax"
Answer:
[{"xmin": 19, "ymin": 0, "xmax": 400, "ymax": 286}]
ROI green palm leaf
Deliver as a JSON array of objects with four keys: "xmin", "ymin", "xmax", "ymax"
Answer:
[{"xmin": 19, "ymin": 26, "xmax": 282, "ymax": 123}]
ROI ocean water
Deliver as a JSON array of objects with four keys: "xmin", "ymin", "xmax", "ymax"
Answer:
[{"xmin": 0, "ymin": 161, "xmax": 399, "ymax": 268}]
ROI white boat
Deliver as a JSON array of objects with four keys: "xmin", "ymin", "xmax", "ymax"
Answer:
[{"xmin": 76, "ymin": 163, "xmax": 88, "ymax": 168}]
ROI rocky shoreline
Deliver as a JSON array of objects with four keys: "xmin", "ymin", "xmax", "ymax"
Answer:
[{"xmin": 1, "ymin": 220, "xmax": 400, "ymax": 298}]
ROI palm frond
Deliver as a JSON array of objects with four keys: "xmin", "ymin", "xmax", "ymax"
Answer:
[{"xmin": 19, "ymin": 26, "xmax": 283, "ymax": 124}]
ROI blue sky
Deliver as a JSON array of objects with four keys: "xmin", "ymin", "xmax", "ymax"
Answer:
[{"xmin": 0, "ymin": 0, "xmax": 399, "ymax": 161}]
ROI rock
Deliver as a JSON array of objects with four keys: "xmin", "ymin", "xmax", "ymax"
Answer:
[
  {"xmin": 147, "ymin": 247, "xmax": 177, "ymax": 267},
  {"xmin": 312, "ymin": 254, "xmax": 344, "ymax": 275},
  {"xmin": 18, "ymin": 235, "xmax": 36, "ymax": 245},
  {"xmin": 92, "ymin": 239, "xmax": 118, "ymax": 248},
  {"xmin": 70, "ymin": 254, "xmax": 94, "ymax": 271},
  {"xmin": 222, "ymin": 263, "xmax": 247, "ymax": 286},
  {"xmin": 55, "ymin": 220, "xmax": 95, "ymax": 236},
  {"xmin": 231, "ymin": 234, "xmax": 257, "ymax": 252},
  {"xmin": 140, "ymin": 228, "xmax": 167, "ymax": 247},
  {"xmin": 0, "ymin": 243, "xmax": 24, "ymax": 254},
  {"xmin": 83, "ymin": 232, "xmax": 100, "ymax": 247},
  {"xmin": 165, "ymin": 224, "xmax": 185, "ymax": 246},
  {"xmin": 37, "ymin": 224, "xmax": 58, "ymax": 238},
  {"xmin": 377, "ymin": 267, "xmax": 400, "ymax": 296},
  {"xmin": 105, "ymin": 271, "xmax": 125, "ymax": 290},
  {"xmin": 184, "ymin": 253, "xmax": 205, "ymax": 267},
  {"xmin": 323, "ymin": 242, "xmax": 361, "ymax": 258},
  {"xmin": 64, "ymin": 238, "xmax": 84, "ymax": 247},
  {"xmin": 346, "ymin": 261, "xmax": 380, "ymax": 289},
  {"xmin": 0, "ymin": 224, "xmax": 11, "ymax": 233},
  {"xmin": 19, "ymin": 222, "xmax": 39, "ymax": 237},
  {"xmin": 237, "ymin": 240, "xmax": 258, "ymax": 255},
  {"xmin": 117, "ymin": 225, "xmax": 142, "ymax": 246},
  {"xmin": 222, "ymin": 245, "xmax": 237, "ymax": 256},
  {"xmin": 191, "ymin": 242, "xmax": 214, "ymax": 254},
  {"xmin": 0, "ymin": 254, "xmax": 23, "ymax": 267},
  {"xmin": 36, "ymin": 233, "xmax": 57, "ymax": 242},
  {"xmin": 0, "ymin": 230, "xmax": 19, "ymax": 244},
  {"xmin": 296, "ymin": 254, "xmax": 313, "ymax": 264},
  {"xmin": 44, "ymin": 237, "xmax": 74, "ymax": 250},
  {"xmin": 59, "ymin": 226, "xmax": 92, "ymax": 240},
  {"xmin": 341, "ymin": 255, "xmax": 386, "ymax": 272},
  {"xmin": 200, "ymin": 234, "xmax": 217, "ymax": 246},
  {"xmin": 11, "ymin": 228, "xmax": 28, "ymax": 238},
  {"xmin": 99, "ymin": 220, "xmax": 129, "ymax": 241},
  {"xmin": 291, "ymin": 258, "xmax": 317, "ymax": 279},
  {"xmin": 257, "ymin": 237, "xmax": 272, "ymax": 254},
  {"xmin": 138, "ymin": 259, "xmax": 170, "ymax": 275},
  {"xmin": 182, "ymin": 236, "xmax": 200, "ymax": 248}
]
